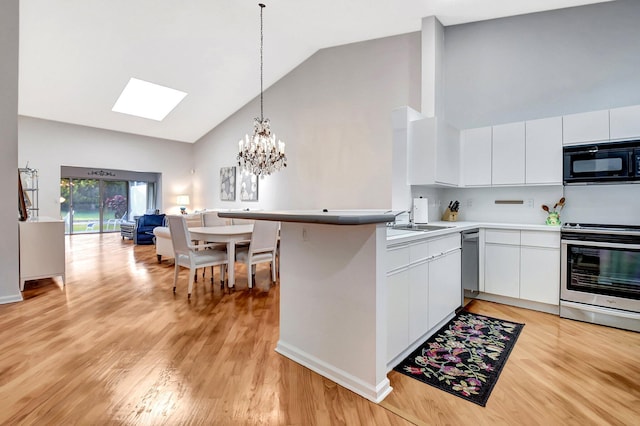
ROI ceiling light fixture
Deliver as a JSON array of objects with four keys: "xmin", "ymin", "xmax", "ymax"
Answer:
[
  {"xmin": 112, "ymin": 77, "xmax": 187, "ymax": 121},
  {"xmin": 237, "ymin": 3, "xmax": 287, "ymax": 178}
]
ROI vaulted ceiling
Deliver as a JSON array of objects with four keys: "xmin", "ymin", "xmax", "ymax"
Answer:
[{"xmin": 18, "ymin": 0, "xmax": 612, "ymax": 143}]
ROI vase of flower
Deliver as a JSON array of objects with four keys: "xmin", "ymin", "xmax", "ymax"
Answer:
[{"xmin": 541, "ymin": 197, "xmax": 565, "ymax": 226}]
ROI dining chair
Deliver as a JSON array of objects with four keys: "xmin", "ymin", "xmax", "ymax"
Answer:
[
  {"xmin": 200, "ymin": 211, "xmax": 231, "ymax": 282},
  {"xmin": 167, "ymin": 215, "xmax": 228, "ymax": 298},
  {"xmin": 235, "ymin": 220, "xmax": 280, "ymax": 289}
]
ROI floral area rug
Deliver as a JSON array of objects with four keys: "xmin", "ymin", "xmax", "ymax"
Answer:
[{"xmin": 393, "ymin": 311, "xmax": 524, "ymax": 406}]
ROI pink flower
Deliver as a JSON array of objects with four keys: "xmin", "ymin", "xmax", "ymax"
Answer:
[{"xmin": 444, "ymin": 354, "xmax": 461, "ymax": 363}]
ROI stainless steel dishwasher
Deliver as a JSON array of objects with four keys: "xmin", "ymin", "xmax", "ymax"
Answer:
[{"xmin": 461, "ymin": 230, "xmax": 479, "ymax": 303}]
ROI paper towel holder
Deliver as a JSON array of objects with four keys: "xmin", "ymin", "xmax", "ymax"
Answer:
[{"xmin": 413, "ymin": 196, "xmax": 429, "ymax": 224}]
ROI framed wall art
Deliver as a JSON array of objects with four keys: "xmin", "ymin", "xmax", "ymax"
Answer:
[
  {"xmin": 220, "ymin": 166, "xmax": 236, "ymax": 201},
  {"xmin": 240, "ymin": 171, "xmax": 258, "ymax": 201}
]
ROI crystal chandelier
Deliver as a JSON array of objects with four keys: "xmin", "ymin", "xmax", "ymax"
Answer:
[{"xmin": 237, "ymin": 3, "xmax": 287, "ymax": 178}]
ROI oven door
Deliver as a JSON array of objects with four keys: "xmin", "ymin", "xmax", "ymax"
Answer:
[
  {"xmin": 561, "ymin": 239, "xmax": 640, "ymax": 312},
  {"xmin": 563, "ymin": 147, "xmax": 632, "ymax": 184}
]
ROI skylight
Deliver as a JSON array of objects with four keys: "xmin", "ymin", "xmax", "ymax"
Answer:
[{"xmin": 112, "ymin": 78, "xmax": 187, "ymax": 121}]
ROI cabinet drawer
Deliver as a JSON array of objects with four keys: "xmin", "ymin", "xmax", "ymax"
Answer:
[
  {"xmin": 428, "ymin": 233, "xmax": 460, "ymax": 257},
  {"xmin": 521, "ymin": 231, "xmax": 560, "ymax": 248},
  {"xmin": 410, "ymin": 241, "xmax": 430, "ymax": 263},
  {"xmin": 387, "ymin": 245, "xmax": 410, "ymax": 272},
  {"xmin": 485, "ymin": 229, "xmax": 520, "ymax": 245}
]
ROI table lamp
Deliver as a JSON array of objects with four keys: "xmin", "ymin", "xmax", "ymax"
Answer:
[{"xmin": 176, "ymin": 195, "xmax": 190, "ymax": 214}]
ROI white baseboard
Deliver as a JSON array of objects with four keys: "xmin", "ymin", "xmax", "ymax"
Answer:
[
  {"xmin": 275, "ymin": 340, "xmax": 392, "ymax": 404},
  {"xmin": 469, "ymin": 291, "xmax": 559, "ymax": 315},
  {"xmin": 0, "ymin": 293, "xmax": 23, "ymax": 304}
]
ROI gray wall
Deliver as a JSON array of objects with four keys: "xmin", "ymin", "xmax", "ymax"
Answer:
[
  {"xmin": 193, "ymin": 32, "xmax": 421, "ymax": 211},
  {"xmin": 0, "ymin": 0, "xmax": 21, "ymax": 303},
  {"xmin": 445, "ymin": 0, "xmax": 640, "ymax": 129}
]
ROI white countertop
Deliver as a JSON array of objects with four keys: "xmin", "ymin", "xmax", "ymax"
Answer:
[{"xmin": 386, "ymin": 220, "xmax": 560, "ymax": 244}]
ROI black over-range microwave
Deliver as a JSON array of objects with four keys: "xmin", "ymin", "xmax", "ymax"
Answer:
[{"xmin": 563, "ymin": 140, "xmax": 640, "ymax": 184}]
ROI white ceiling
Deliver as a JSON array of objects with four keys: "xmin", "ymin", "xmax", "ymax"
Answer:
[{"xmin": 18, "ymin": 0, "xmax": 612, "ymax": 143}]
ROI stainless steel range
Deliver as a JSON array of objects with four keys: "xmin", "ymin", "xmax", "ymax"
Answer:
[{"xmin": 561, "ymin": 223, "xmax": 640, "ymax": 332}]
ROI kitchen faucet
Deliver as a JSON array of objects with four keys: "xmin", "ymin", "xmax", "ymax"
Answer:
[{"xmin": 384, "ymin": 210, "xmax": 408, "ymax": 227}]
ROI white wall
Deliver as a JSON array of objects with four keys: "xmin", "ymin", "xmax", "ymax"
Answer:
[
  {"xmin": 192, "ymin": 33, "xmax": 421, "ymax": 211},
  {"xmin": 18, "ymin": 117, "xmax": 195, "ymax": 218},
  {"xmin": 0, "ymin": 0, "xmax": 21, "ymax": 303},
  {"xmin": 444, "ymin": 0, "xmax": 640, "ymax": 129}
]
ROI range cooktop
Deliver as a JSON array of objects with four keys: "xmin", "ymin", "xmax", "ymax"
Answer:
[{"xmin": 562, "ymin": 223, "xmax": 640, "ymax": 236}]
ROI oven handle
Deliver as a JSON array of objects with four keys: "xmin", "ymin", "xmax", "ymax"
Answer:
[{"xmin": 561, "ymin": 239, "xmax": 640, "ymax": 250}]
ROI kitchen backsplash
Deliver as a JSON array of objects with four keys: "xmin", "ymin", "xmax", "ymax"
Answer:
[
  {"xmin": 562, "ymin": 184, "xmax": 640, "ymax": 226},
  {"xmin": 411, "ymin": 183, "xmax": 638, "ymax": 226},
  {"xmin": 409, "ymin": 186, "xmax": 562, "ymax": 225}
]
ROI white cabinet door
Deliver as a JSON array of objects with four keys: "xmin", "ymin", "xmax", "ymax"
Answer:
[
  {"xmin": 409, "ymin": 117, "xmax": 460, "ymax": 186},
  {"xmin": 484, "ymin": 244, "xmax": 520, "ymax": 298},
  {"xmin": 520, "ymin": 247, "xmax": 560, "ymax": 305},
  {"xmin": 408, "ymin": 262, "xmax": 429, "ymax": 343},
  {"xmin": 610, "ymin": 105, "xmax": 640, "ymax": 140},
  {"xmin": 525, "ymin": 117, "xmax": 563, "ymax": 185},
  {"xmin": 461, "ymin": 126, "xmax": 492, "ymax": 186},
  {"xmin": 492, "ymin": 122, "xmax": 525, "ymax": 185},
  {"xmin": 428, "ymin": 249, "xmax": 462, "ymax": 329},
  {"xmin": 563, "ymin": 110, "xmax": 609, "ymax": 145},
  {"xmin": 435, "ymin": 122, "xmax": 460, "ymax": 186},
  {"xmin": 386, "ymin": 270, "xmax": 409, "ymax": 361},
  {"xmin": 408, "ymin": 117, "xmax": 436, "ymax": 185}
]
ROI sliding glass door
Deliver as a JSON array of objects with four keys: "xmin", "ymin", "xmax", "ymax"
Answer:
[
  {"xmin": 103, "ymin": 180, "xmax": 128, "ymax": 232},
  {"xmin": 61, "ymin": 167, "xmax": 159, "ymax": 235}
]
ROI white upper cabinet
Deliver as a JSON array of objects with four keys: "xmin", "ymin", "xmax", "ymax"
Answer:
[
  {"xmin": 408, "ymin": 117, "xmax": 460, "ymax": 187},
  {"xmin": 562, "ymin": 110, "xmax": 610, "ymax": 145},
  {"xmin": 610, "ymin": 104, "xmax": 640, "ymax": 140},
  {"xmin": 525, "ymin": 116, "xmax": 563, "ymax": 185},
  {"xmin": 461, "ymin": 126, "xmax": 492, "ymax": 186},
  {"xmin": 492, "ymin": 122, "xmax": 525, "ymax": 185}
]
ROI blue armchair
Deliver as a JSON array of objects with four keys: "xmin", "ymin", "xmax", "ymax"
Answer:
[{"xmin": 134, "ymin": 214, "xmax": 166, "ymax": 245}]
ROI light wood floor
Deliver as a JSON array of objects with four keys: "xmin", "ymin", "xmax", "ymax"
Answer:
[{"xmin": 1, "ymin": 233, "xmax": 638, "ymax": 425}]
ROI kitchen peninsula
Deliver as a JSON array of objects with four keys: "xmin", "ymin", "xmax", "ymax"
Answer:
[
  {"xmin": 220, "ymin": 209, "xmax": 472, "ymax": 404},
  {"xmin": 219, "ymin": 210, "xmax": 397, "ymax": 402}
]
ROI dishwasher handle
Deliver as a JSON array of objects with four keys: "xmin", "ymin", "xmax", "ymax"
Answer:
[{"xmin": 462, "ymin": 231, "xmax": 479, "ymax": 241}]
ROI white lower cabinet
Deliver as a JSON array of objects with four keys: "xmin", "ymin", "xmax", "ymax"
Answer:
[
  {"xmin": 408, "ymin": 262, "xmax": 429, "ymax": 343},
  {"xmin": 386, "ymin": 269, "xmax": 410, "ymax": 361},
  {"xmin": 484, "ymin": 243, "xmax": 520, "ymax": 298},
  {"xmin": 386, "ymin": 233, "xmax": 461, "ymax": 364},
  {"xmin": 428, "ymin": 249, "xmax": 461, "ymax": 329},
  {"xmin": 520, "ymin": 247, "xmax": 560, "ymax": 304},
  {"xmin": 483, "ymin": 229, "xmax": 560, "ymax": 306}
]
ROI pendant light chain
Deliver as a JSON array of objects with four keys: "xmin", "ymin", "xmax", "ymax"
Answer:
[{"xmin": 259, "ymin": 3, "xmax": 265, "ymax": 122}]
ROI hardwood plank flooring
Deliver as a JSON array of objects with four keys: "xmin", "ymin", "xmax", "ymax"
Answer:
[{"xmin": 0, "ymin": 233, "xmax": 638, "ymax": 425}]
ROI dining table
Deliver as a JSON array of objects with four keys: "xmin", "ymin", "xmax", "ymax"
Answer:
[{"xmin": 188, "ymin": 224, "xmax": 253, "ymax": 288}]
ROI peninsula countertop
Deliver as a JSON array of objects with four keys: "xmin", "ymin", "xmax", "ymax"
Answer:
[{"xmin": 218, "ymin": 209, "xmax": 397, "ymax": 225}]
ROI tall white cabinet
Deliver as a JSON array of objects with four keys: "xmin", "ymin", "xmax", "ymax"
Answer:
[{"xmin": 19, "ymin": 218, "xmax": 65, "ymax": 291}]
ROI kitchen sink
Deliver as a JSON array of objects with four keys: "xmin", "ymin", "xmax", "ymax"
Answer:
[{"xmin": 390, "ymin": 224, "xmax": 455, "ymax": 232}]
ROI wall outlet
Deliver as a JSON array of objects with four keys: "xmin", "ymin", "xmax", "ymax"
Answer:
[
  {"xmin": 466, "ymin": 199, "xmax": 473, "ymax": 207},
  {"xmin": 527, "ymin": 199, "xmax": 534, "ymax": 208}
]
